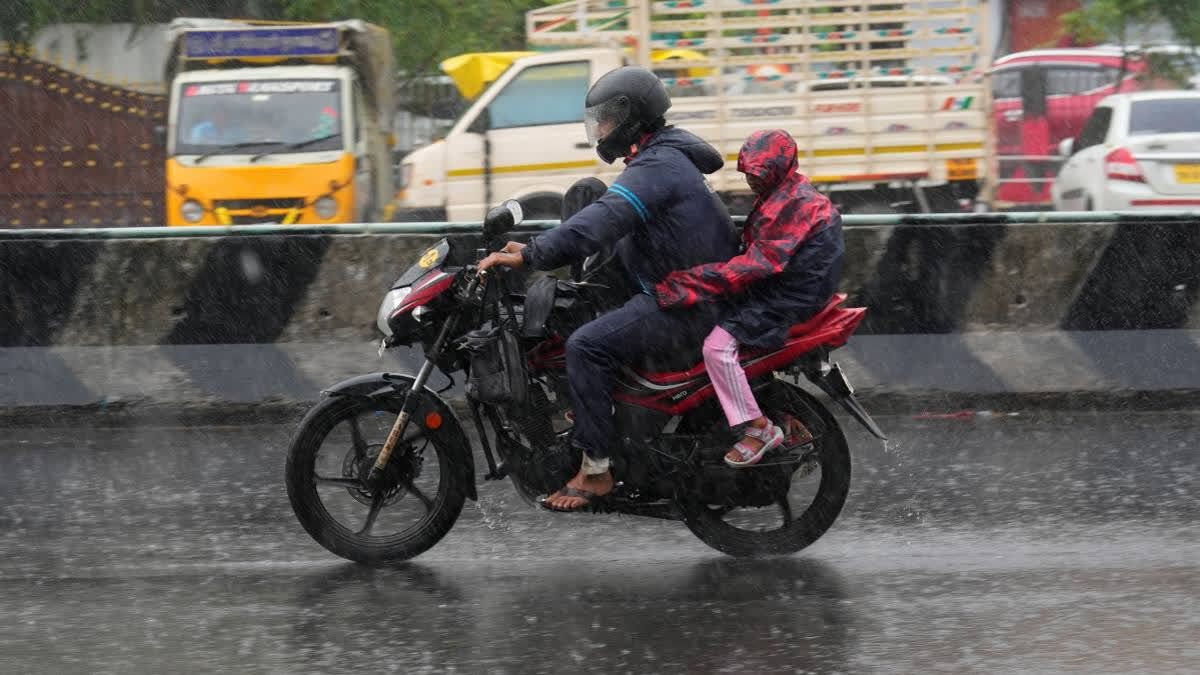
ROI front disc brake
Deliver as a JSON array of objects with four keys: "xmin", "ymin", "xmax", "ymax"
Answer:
[{"xmin": 341, "ymin": 444, "xmax": 420, "ymax": 507}]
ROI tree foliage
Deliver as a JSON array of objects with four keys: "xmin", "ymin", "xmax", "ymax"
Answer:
[
  {"xmin": 1064, "ymin": 0, "xmax": 1199, "ymax": 86},
  {"xmin": 281, "ymin": 1, "xmax": 551, "ymax": 78},
  {"xmin": 3, "ymin": 0, "xmax": 554, "ymax": 77},
  {"xmin": 1063, "ymin": 0, "xmax": 1195, "ymax": 46}
]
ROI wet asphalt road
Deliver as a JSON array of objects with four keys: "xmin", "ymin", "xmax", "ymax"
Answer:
[{"xmin": 1, "ymin": 408, "xmax": 1197, "ymax": 674}]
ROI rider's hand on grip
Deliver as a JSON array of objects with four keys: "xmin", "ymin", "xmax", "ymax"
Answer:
[{"xmin": 478, "ymin": 242, "xmax": 527, "ymax": 278}]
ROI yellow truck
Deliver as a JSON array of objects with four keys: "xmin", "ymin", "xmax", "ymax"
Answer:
[
  {"xmin": 163, "ymin": 19, "xmax": 394, "ymax": 226},
  {"xmin": 395, "ymin": 0, "xmax": 993, "ymax": 221}
]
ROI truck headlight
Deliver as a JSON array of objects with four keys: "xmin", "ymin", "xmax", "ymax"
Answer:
[
  {"xmin": 315, "ymin": 196, "xmax": 338, "ymax": 219},
  {"xmin": 181, "ymin": 199, "xmax": 205, "ymax": 223}
]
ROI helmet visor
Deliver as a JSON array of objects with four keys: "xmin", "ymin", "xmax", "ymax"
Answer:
[{"xmin": 584, "ymin": 96, "xmax": 632, "ymax": 146}]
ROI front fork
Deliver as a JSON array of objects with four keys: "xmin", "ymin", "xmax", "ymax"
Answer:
[
  {"xmin": 364, "ymin": 359, "xmax": 435, "ymax": 488},
  {"xmin": 365, "ymin": 275, "xmax": 479, "ymax": 489}
]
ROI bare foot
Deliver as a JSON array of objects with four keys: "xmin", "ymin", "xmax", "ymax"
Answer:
[{"xmin": 545, "ymin": 468, "xmax": 613, "ymax": 510}]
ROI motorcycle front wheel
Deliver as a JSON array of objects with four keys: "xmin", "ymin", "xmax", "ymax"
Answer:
[
  {"xmin": 679, "ymin": 381, "xmax": 852, "ymax": 557},
  {"xmin": 285, "ymin": 394, "xmax": 468, "ymax": 565}
]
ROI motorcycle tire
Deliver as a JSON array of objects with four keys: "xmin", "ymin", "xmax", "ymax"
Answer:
[
  {"xmin": 285, "ymin": 394, "xmax": 467, "ymax": 565},
  {"xmin": 679, "ymin": 382, "xmax": 852, "ymax": 557}
]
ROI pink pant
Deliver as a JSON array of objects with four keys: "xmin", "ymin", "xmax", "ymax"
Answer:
[{"xmin": 702, "ymin": 326, "xmax": 763, "ymax": 428}]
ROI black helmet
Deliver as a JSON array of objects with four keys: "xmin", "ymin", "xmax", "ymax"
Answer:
[{"xmin": 584, "ymin": 66, "xmax": 671, "ymax": 164}]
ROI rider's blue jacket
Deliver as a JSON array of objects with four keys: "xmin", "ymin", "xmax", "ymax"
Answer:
[{"xmin": 521, "ymin": 127, "xmax": 738, "ymax": 294}]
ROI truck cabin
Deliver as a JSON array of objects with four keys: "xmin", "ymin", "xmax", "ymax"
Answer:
[{"xmin": 166, "ymin": 24, "xmax": 370, "ymax": 164}]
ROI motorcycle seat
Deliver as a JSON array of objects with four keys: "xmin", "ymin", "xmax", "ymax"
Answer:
[{"xmin": 627, "ymin": 294, "xmax": 849, "ymax": 386}]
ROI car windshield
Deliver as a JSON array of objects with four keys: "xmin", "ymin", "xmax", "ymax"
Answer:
[
  {"xmin": 175, "ymin": 79, "xmax": 345, "ymax": 155},
  {"xmin": 1129, "ymin": 98, "xmax": 1200, "ymax": 135}
]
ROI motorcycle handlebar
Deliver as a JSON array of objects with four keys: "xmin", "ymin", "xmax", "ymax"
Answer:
[{"xmin": 459, "ymin": 266, "xmax": 494, "ymax": 305}]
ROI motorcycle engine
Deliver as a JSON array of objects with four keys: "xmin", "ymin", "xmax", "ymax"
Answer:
[
  {"xmin": 504, "ymin": 384, "xmax": 580, "ymax": 495},
  {"xmin": 507, "ymin": 438, "xmax": 580, "ymax": 497}
]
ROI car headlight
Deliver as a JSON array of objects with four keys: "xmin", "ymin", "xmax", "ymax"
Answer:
[
  {"xmin": 375, "ymin": 286, "xmax": 411, "ymax": 336},
  {"xmin": 315, "ymin": 196, "xmax": 338, "ymax": 220},
  {"xmin": 181, "ymin": 199, "xmax": 205, "ymax": 223}
]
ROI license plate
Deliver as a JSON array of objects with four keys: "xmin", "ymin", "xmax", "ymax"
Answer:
[
  {"xmin": 1176, "ymin": 164, "xmax": 1200, "ymax": 184},
  {"xmin": 947, "ymin": 158, "xmax": 978, "ymax": 181}
]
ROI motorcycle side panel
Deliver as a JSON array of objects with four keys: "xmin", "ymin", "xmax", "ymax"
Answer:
[
  {"xmin": 323, "ymin": 372, "xmax": 478, "ymax": 500},
  {"xmin": 614, "ymin": 306, "xmax": 866, "ymax": 416},
  {"xmin": 626, "ymin": 293, "xmax": 855, "ymax": 387}
]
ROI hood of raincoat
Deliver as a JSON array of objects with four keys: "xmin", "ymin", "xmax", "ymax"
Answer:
[{"xmin": 736, "ymin": 129, "xmax": 799, "ymax": 191}]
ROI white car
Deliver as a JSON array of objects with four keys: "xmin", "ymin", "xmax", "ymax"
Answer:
[{"xmin": 1053, "ymin": 91, "xmax": 1200, "ymax": 211}]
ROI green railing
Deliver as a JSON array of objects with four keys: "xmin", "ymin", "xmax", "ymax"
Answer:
[{"xmin": 0, "ymin": 211, "xmax": 1197, "ymax": 240}]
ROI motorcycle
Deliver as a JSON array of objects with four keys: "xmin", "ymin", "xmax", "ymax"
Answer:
[{"xmin": 285, "ymin": 201, "xmax": 886, "ymax": 564}]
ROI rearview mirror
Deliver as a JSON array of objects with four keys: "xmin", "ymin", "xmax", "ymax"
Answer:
[
  {"xmin": 483, "ymin": 200, "xmax": 523, "ymax": 239},
  {"xmin": 153, "ymin": 125, "xmax": 167, "ymax": 148},
  {"xmin": 1058, "ymin": 137, "xmax": 1075, "ymax": 157}
]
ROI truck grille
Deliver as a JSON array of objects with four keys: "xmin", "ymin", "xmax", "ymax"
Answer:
[
  {"xmin": 213, "ymin": 198, "xmax": 305, "ymax": 211},
  {"xmin": 230, "ymin": 214, "xmax": 285, "ymax": 225}
]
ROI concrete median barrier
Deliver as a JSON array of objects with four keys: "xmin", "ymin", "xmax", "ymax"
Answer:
[{"xmin": 2, "ymin": 214, "xmax": 1199, "ymax": 420}]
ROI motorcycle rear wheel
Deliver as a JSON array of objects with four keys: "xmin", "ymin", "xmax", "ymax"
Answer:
[
  {"xmin": 285, "ymin": 395, "xmax": 467, "ymax": 565},
  {"xmin": 679, "ymin": 381, "xmax": 852, "ymax": 557}
]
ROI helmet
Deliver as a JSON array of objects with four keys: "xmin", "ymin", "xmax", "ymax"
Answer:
[{"xmin": 584, "ymin": 66, "xmax": 671, "ymax": 164}]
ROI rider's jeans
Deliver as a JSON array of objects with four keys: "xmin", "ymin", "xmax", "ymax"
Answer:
[{"xmin": 566, "ymin": 293, "xmax": 719, "ymax": 469}]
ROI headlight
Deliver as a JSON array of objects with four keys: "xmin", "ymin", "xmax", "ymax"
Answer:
[
  {"xmin": 315, "ymin": 196, "xmax": 338, "ymax": 220},
  {"xmin": 181, "ymin": 199, "xmax": 205, "ymax": 223},
  {"xmin": 375, "ymin": 286, "xmax": 411, "ymax": 336}
]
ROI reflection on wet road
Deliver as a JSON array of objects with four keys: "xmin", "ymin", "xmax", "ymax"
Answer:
[{"xmin": 1, "ymin": 410, "xmax": 1197, "ymax": 673}]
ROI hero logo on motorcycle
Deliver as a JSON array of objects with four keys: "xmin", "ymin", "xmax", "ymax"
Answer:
[{"xmin": 286, "ymin": 201, "xmax": 885, "ymax": 565}]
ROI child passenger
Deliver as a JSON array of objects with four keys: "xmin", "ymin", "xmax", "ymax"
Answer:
[{"xmin": 656, "ymin": 129, "xmax": 845, "ymax": 466}]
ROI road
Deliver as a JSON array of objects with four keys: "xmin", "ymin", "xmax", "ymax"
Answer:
[{"xmin": 1, "ymin": 408, "xmax": 1197, "ymax": 673}]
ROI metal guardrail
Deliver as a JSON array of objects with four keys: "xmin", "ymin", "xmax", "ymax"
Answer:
[{"xmin": 0, "ymin": 211, "xmax": 1197, "ymax": 240}]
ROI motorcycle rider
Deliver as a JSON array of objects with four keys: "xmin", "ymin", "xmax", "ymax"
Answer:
[{"xmin": 478, "ymin": 66, "xmax": 737, "ymax": 511}]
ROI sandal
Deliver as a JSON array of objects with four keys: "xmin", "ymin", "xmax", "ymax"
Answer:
[
  {"xmin": 780, "ymin": 415, "xmax": 815, "ymax": 448},
  {"xmin": 725, "ymin": 421, "xmax": 785, "ymax": 468},
  {"xmin": 539, "ymin": 486, "xmax": 606, "ymax": 513}
]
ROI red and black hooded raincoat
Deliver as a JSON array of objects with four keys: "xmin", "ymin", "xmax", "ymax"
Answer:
[{"xmin": 655, "ymin": 129, "xmax": 845, "ymax": 348}]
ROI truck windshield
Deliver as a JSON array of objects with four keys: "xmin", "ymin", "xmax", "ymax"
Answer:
[{"xmin": 175, "ymin": 79, "xmax": 344, "ymax": 156}]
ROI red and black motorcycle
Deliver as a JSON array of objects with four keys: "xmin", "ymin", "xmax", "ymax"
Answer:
[{"xmin": 285, "ymin": 202, "xmax": 885, "ymax": 564}]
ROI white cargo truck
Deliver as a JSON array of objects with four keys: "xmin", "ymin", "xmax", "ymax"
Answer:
[{"xmin": 395, "ymin": 0, "xmax": 993, "ymax": 221}]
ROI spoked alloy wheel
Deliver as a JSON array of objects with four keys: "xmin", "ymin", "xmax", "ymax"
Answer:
[
  {"xmin": 285, "ymin": 395, "xmax": 467, "ymax": 565},
  {"xmin": 680, "ymin": 381, "xmax": 852, "ymax": 557}
]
